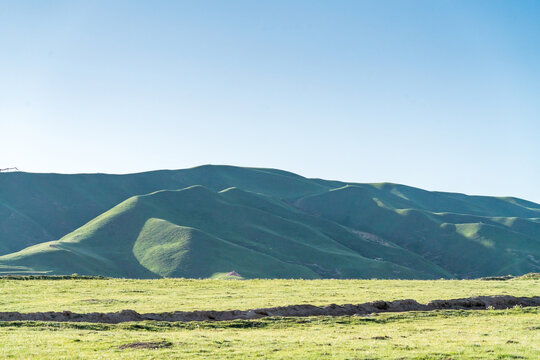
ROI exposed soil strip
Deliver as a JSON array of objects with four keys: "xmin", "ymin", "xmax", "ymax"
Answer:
[
  {"xmin": 1, "ymin": 296, "xmax": 538, "ymax": 323},
  {"xmin": 118, "ymin": 341, "xmax": 172, "ymax": 349}
]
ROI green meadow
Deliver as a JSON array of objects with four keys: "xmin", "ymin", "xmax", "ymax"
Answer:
[
  {"xmin": 0, "ymin": 278, "xmax": 538, "ymax": 313},
  {"xmin": 1, "ymin": 308, "xmax": 538, "ymax": 359},
  {"xmin": 0, "ymin": 278, "xmax": 539, "ymax": 359}
]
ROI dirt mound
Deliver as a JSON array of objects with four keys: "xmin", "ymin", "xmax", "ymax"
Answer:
[
  {"xmin": 371, "ymin": 336, "xmax": 391, "ymax": 340},
  {"xmin": 0, "ymin": 295, "xmax": 537, "ymax": 323},
  {"xmin": 118, "ymin": 341, "xmax": 172, "ymax": 349}
]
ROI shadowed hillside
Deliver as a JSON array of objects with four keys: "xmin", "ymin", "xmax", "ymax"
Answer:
[
  {"xmin": 0, "ymin": 186, "xmax": 452, "ymax": 279},
  {"xmin": 294, "ymin": 185, "xmax": 540, "ymax": 278},
  {"xmin": 0, "ymin": 165, "xmax": 331, "ymax": 255}
]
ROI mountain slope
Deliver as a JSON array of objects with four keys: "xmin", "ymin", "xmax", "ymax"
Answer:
[
  {"xmin": 0, "ymin": 165, "xmax": 538, "ymax": 279},
  {"xmin": 294, "ymin": 185, "xmax": 540, "ymax": 278},
  {"xmin": 0, "ymin": 165, "xmax": 331, "ymax": 255},
  {"xmin": 0, "ymin": 186, "xmax": 450, "ymax": 279}
]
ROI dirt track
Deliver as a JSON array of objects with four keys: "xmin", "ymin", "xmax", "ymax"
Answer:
[{"xmin": 1, "ymin": 296, "xmax": 538, "ymax": 323}]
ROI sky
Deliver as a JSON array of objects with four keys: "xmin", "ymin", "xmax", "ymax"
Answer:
[{"xmin": 1, "ymin": 0, "xmax": 539, "ymax": 202}]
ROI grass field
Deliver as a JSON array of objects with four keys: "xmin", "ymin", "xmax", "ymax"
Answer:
[
  {"xmin": 0, "ymin": 308, "xmax": 538, "ymax": 359},
  {"xmin": 0, "ymin": 278, "xmax": 538, "ymax": 313},
  {"xmin": 0, "ymin": 278, "xmax": 539, "ymax": 359}
]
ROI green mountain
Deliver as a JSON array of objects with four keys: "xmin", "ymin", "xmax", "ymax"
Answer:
[
  {"xmin": 0, "ymin": 165, "xmax": 538, "ymax": 279},
  {"xmin": 0, "ymin": 165, "xmax": 328, "ymax": 255},
  {"xmin": 294, "ymin": 184, "xmax": 540, "ymax": 278}
]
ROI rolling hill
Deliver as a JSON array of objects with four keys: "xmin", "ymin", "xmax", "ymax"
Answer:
[
  {"xmin": 0, "ymin": 165, "xmax": 329, "ymax": 255},
  {"xmin": 0, "ymin": 165, "xmax": 538, "ymax": 279}
]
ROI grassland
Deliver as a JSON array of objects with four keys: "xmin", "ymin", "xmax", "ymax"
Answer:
[
  {"xmin": 0, "ymin": 278, "xmax": 538, "ymax": 313},
  {"xmin": 0, "ymin": 278, "xmax": 539, "ymax": 359},
  {"xmin": 0, "ymin": 308, "xmax": 538, "ymax": 359}
]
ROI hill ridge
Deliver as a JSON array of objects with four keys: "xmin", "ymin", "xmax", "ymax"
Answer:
[{"xmin": 0, "ymin": 165, "xmax": 538, "ymax": 279}]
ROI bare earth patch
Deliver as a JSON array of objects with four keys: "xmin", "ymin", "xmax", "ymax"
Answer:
[
  {"xmin": 118, "ymin": 341, "xmax": 173, "ymax": 350},
  {"xmin": 0, "ymin": 295, "xmax": 538, "ymax": 323}
]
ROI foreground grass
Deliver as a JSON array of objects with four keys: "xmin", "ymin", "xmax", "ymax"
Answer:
[
  {"xmin": 0, "ymin": 308, "xmax": 538, "ymax": 359},
  {"xmin": 1, "ymin": 278, "xmax": 538, "ymax": 358},
  {"xmin": 0, "ymin": 278, "xmax": 538, "ymax": 313}
]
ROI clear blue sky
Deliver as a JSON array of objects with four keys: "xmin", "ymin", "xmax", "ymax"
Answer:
[{"xmin": 1, "ymin": 0, "xmax": 539, "ymax": 202}]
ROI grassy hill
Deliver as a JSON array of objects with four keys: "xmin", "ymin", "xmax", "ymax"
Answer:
[
  {"xmin": 294, "ymin": 184, "xmax": 540, "ymax": 278},
  {"xmin": 0, "ymin": 165, "xmax": 330, "ymax": 255},
  {"xmin": 0, "ymin": 186, "xmax": 450, "ymax": 279},
  {"xmin": 0, "ymin": 165, "xmax": 538, "ymax": 279}
]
